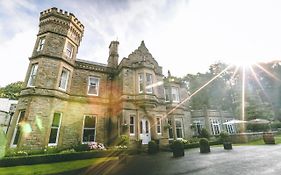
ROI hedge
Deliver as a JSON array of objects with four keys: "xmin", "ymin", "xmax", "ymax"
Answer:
[
  {"xmin": 183, "ymin": 140, "xmax": 221, "ymax": 149},
  {"xmin": 0, "ymin": 150, "xmax": 125, "ymax": 167}
]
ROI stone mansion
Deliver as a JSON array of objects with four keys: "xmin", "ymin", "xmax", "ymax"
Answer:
[{"xmin": 6, "ymin": 8, "xmax": 236, "ymax": 150}]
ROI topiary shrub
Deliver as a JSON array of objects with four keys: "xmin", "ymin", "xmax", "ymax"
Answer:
[
  {"xmin": 148, "ymin": 140, "xmax": 158, "ymax": 154},
  {"xmin": 219, "ymin": 132, "xmax": 232, "ymax": 150},
  {"xmin": 200, "ymin": 128, "xmax": 210, "ymax": 140},
  {"xmin": 171, "ymin": 140, "xmax": 184, "ymax": 157},
  {"xmin": 199, "ymin": 138, "xmax": 210, "ymax": 153},
  {"xmin": 219, "ymin": 131, "xmax": 230, "ymax": 143}
]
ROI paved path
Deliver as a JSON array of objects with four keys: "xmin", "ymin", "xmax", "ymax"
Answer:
[
  {"xmin": 113, "ymin": 145, "xmax": 281, "ymax": 175},
  {"xmin": 58, "ymin": 145, "xmax": 281, "ymax": 175}
]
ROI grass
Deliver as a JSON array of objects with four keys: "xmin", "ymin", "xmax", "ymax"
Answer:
[
  {"xmin": 234, "ymin": 134, "xmax": 281, "ymax": 146},
  {"xmin": 0, "ymin": 156, "xmax": 118, "ymax": 175}
]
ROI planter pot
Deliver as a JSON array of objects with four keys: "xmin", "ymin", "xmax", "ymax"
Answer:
[
  {"xmin": 200, "ymin": 145, "xmax": 210, "ymax": 153},
  {"xmin": 173, "ymin": 149, "xmax": 184, "ymax": 157},
  {"xmin": 263, "ymin": 132, "xmax": 275, "ymax": 144},
  {"xmin": 223, "ymin": 142, "xmax": 232, "ymax": 150}
]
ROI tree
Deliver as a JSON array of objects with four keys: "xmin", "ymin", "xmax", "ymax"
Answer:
[{"xmin": 0, "ymin": 81, "xmax": 24, "ymax": 100}]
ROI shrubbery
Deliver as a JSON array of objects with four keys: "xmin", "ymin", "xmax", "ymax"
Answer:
[{"xmin": 199, "ymin": 128, "xmax": 210, "ymax": 139}]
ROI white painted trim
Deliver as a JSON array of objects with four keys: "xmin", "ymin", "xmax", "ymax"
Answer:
[
  {"xmin": 48, "ymin": 112, "xmax": 62, "ymax": 146},
  {"xmin": 10, "ymin": 110, "xmax": 25, "ymax": 147},
  {"xmin": 82, "ymin": 115, "xmax": 97, "ymax": 144},
  {"xmin": 87, "ymin": 76, "xmax": 100, "ymax": 96}
]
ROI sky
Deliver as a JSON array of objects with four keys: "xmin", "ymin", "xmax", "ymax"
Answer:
[{"xmin": 1, "ymin": 0, "xmax": 281, "ymax": 87}]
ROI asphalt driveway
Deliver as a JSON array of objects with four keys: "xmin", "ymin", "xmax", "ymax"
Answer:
[{"xmin": 56, "ymin": 145, "xmax": 281, "ymax": 175}]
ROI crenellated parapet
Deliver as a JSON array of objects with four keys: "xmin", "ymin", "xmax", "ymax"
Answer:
[
  {"xmin": 39, "ymin": 7, "xmax": 84, "ymax": 46},
  {"xmin": 75, "ymin": 59, "xmax": 111, "ymax": 73}
]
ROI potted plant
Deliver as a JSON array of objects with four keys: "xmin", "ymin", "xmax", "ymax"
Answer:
[
  {"xmin": 199, "ymin": 138, "xmax": 210, "ymax": 153},
  {"xmin": 148, "ymin": 140, "xmax": 158, "ymax": 154},
  {"xmin": 220, "ymin": 131, "xmax": 232, "ymax": 150},
  {"xmin": 171, "ymin": 140, "xmax": 184, "ymax": 157},
  {"xmin": 263, "ymin": 132, "xmax": 275, "ymax": 144}
]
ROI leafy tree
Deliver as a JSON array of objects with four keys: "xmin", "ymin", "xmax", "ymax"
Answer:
[{"xmin": 0, "ymin": 81, "xmax": 24, "ymax": 100}]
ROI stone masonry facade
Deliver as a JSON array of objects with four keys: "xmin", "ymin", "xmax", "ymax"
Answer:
[{"xmin": 6, "ymin": 8, "xmax": 192, "ymax": 150}]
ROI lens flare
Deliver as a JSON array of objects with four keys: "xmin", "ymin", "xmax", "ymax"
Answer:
[
  {"xmin": 22, "ymin": 122, "xmax": 32, "ymax": 134},
  {"xmin": 36, "ymin": 115, "xmax": 43, "ymax": 131}
]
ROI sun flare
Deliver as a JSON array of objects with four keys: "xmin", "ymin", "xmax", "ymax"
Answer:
[{"xmin": 230, "ymin": 58, "xmax": 258, "ymax": 67}]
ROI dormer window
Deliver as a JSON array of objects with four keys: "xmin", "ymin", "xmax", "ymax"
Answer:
[
  {"xmin": 138, "ymin": 72, "xmax": 153, "ymax": 94},
  {"xmin": 65, "ymin": 42, "xmax": 74, "ymax": 59},
  {"xmin": 37, "ymin": 37, "xmax": 45, "ymax": 51}
]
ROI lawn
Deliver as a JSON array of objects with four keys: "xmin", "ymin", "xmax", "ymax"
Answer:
[
  {"xmin": 234, "ymin": 134, "xmax": 281, "ymax": 146},
  {"xmin": 0, "ymin": 157, "xmax": 118, "ymax": 175}
]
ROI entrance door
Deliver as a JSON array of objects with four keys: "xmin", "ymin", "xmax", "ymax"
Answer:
[{"xmin": 139, "ymin": 119, "xmax": 151, "ymax": 144}]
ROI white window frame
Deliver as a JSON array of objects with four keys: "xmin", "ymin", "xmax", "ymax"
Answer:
[
  {"xmin": 10, "ymin": 110, "xmax": 26, "ymax": 147},
  {"xmin": 145, "ymin": 73, "xmax": 153, "ymax": 93},
  {"xmin": 48, "ymin": 112, "xmax": 62, "ymax": 146},
  {"xmin": 37, "ymin": 37, "xmax": 45, "ymax": 51},
  {"xmin": 65, "ymin": 42, "xmax": 74, "ymax": 59},
  {"xmin": 138, "ymin": 73, "xmax": 144, "ymax": 93},
  {"xmin": 175, "ymin": 118, "xmax": 184, "ymax": 139},
  {"xmin": 138, "ymin": 72, "xmax": 154, "ymax": 94},
  {"xmin": 27, "ymin": 63, "xmax": 38, "ymax": 87},
  {"xmin": 82, "ymin": 115, "xmax": 97, "ymax": 143},
  {"xmin": 156, "ymin": 117, "xmax": 161, "ymax": 135},
  {"xmin": 225, "ymin": 119, "xmax": 235, "ymax": 134},
  {"xmin": 164, "ymin": 87, "xmax": 170, "ymax": 102},
  {"xmin": 171, "ymin": 87, "xmax": 180, "ymax": 102},
  {"xmin": 211, "ymin": 119, "xmax": 221, "ymax": 135},
  {"xmin": 87, "ymin": 76, "xmax": 100, "ymax": 96},
  {"xmin": 168, "ymin": 118, "xmax": 173, "ymax": 140},
  {"xmin": 129, "ymin": 115, "xmax": 135, "ymax": 136},
  {"xmin": 58, "ymin": 68, "xmax": 70, "ymax": 91}
]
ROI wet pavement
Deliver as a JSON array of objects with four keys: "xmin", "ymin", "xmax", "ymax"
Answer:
[{"xmin": 58, "ymin": 145, "xmax": 281, "ymax": 175}]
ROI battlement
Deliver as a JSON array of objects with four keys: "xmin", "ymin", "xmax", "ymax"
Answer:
[{"xmin": 40, "ymin": 7, "xmax": 84, "ymax": 32}]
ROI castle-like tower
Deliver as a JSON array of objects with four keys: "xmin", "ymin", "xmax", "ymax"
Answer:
[{"xmin": 7, "ymin": 8, "xmax": 191, "ymax": 150}]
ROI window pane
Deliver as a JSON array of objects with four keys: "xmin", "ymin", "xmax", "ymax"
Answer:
[
  {"xmin": 146, "ymin": 73, "xmax": 153, "ymax": 93},
  {"xmin": 140, "ymin": 121, "xmax": 143, "ymax": 134},
  {"xmin": 172, "ymin": 87, "xmax": 179, "ymax": 102},
  {"xmin": 48, "ymin": 128, "xmax": 58, "ymax": 144},
  {"xmin": 18, "ymin": 111, "xmax": 26, "ymax": 123},
  {"xmin": 52, "ymin": 113, "xmax": 61, "ymax": 127},
  {"xmin": 84, "ymin": 116, "xmax": 96, "ymax": 128},
  {"xmin": 83, "ymin": 129, "xmax": 95, "ymax": 142},
  {"xmin": 59, "ymin": 69, "xmax": 69, "ymax": 90},
  {"xmin": 138, "ymin": 73, "xmax": 144, "ymax": 93},
  {"xmin": 88, "ymin": 77, "xmax": 99, "ymax": 95},
  {"xmin": 37, "ymin": 37, "xmax": 45, "ymax": 51},
  {"xmin": 156, "ymin": 118, "xmax": 161, "ymax": 134},
  {"xmin": 66, "ymin": 42, "xmax": 74, "ymax": 58},
  {"xmin": 28, "ymin": 64, "xmax": 38, "ymax": 87},
  {"xmin": 12, "ymin": 127, "xmax": 21, "ymax": 145},
  {"xmin": 145, "ymin": 120, "xmax": 149, "ymax": 133},
  {"xmin": 129, "ymin": 116, "xmax": 135, "ymax": 134},
  {"xmin": 176, "ymin": 128, "xmax": 182, "ymax": 138}
]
